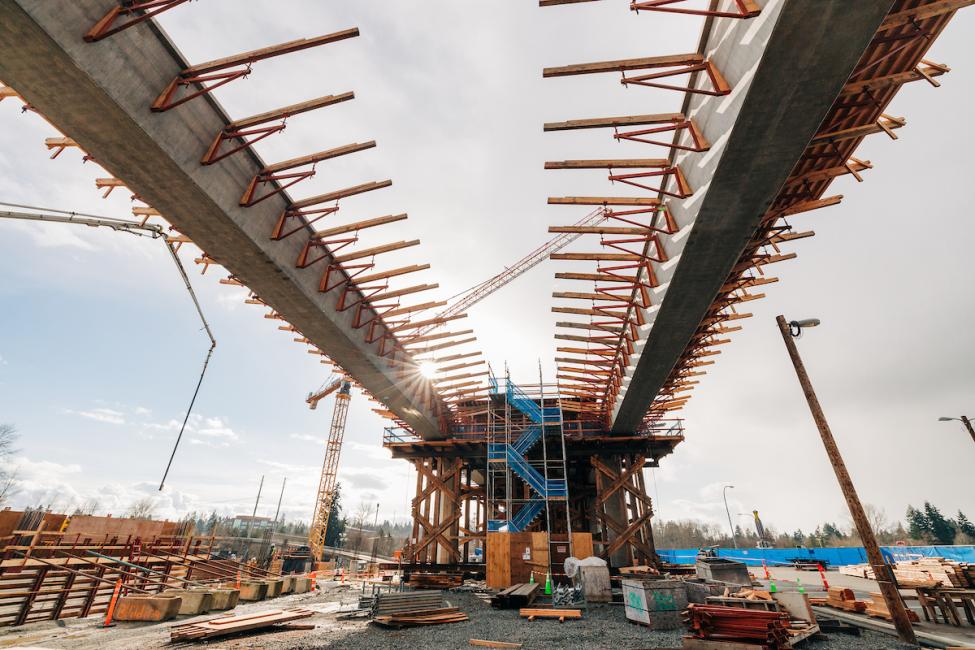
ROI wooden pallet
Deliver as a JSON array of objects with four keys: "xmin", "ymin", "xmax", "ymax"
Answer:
[{"xmin": 491, "ymin": 582, "xmax": 539, "ymax": 609}]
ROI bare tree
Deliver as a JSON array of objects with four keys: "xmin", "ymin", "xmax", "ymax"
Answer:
[
  {"xmin": 126, "ymin": 497, "xmax": 157, "ymax": 520},
  {"xmin": 0, "ymin": 424, "xmax": 19, "ymax": 506},
  {"xmin": 73, "ymin": 498, "xmax": 100, "ymax": 516}
]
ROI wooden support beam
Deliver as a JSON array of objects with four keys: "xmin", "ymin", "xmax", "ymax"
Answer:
[
  {"xmin": 332, "ymin": 239, "xmax": 420, "ymax": 264},
  {"xmin": 228, "ymin": 92, "xmax": 355, "ymax": 130},
  {"xmin": 545, "ymin": 158, "xmax": 669, "ymax": 169},
  {"xmin": 811, "ymin": 115, "xmax": 905, "ymax": 144},
  {"xmin": 544, "ymin": 113, "xmax": 684, "ymax": 131},
  {"xmin": 354, "ymin": 264, "xmax": 430, "ymax": 285},
  {"xmin": 183, "ymin": 30, "xmax": 360, "ymax": 76},
  {"xmin": 382, "ymin": 300, "xmax": 447, "ymax": 318},
  {"xmin": 391, "ymin": 314, "xmax": 467, "ymax": 334},
  {"xmin": 369, "ymin": 283, "xmax": 439, "ymax": 303},
  {"xmin": 543, "ymin": 53, "xmax": 703, "ymax": 78},
  {"xmin": 289, "ymin": 180, "xmax": 392, "ymax": 210},
  {"xmin": 555, "ymin": 272, "xmax": 637, "ymax": 283},
  {"xmin": 552, "ymin": 252, "xmax": 643, "ymax": 262},
  {"xmin": 553, "ymin": 291, "xmax": 629, "ymax": 301},
  {"xmin": 313, "ymin": 213, "xmax": 407, "ymax": 238},
  {"xmin": 878, "ymin": 0, "xmax": 975, "ymax": 30},
  {"xmin": 260, "ymin": 141, "xmax": 375, "ymax": 175},
  {"xmin": 549, "ymin": 225, "xmax": 651, "ymax": 235},
  {"xmin": 548, "ymin": 196, "xmax": 660, "ymax": 206},
  {"xmin": 403, "ymin": 329, "xmax": 475, "ymax": 346},
  {"xmin": 842, "ymin": 61, "xmax": 949, "ymax": 94},
  {"xmin": 779, "ymin": 195, "xmax": 843, "ymax": 217}
]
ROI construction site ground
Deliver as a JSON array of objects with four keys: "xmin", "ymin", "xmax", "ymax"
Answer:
[{"xmin": 0, "ymin": 578, "xmax": 920, "ymax": 650}]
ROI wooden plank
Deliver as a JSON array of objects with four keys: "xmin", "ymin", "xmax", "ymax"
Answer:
[
  {"xmin": 519, "ymin": 608, "xmax": 582, "ymax": 619},
  {"xmin": 229, "ymin": 92, "xmax": 355, "ymax": 130},
  {"xmin": 486, "ymin": 533, "xmax": 510, "ymax": 589},
  {"xmin": 313, "ymin": 213, "xmax": 407, "ymax": 238},
  {"xmin": 262, "ymin": 141, "xmax": 375, "ymax": 174},
  {"xmin": 544, "ymin": 113, "xmax": 683, "ymax": 131},
  {"xmin": 548, "ymin": 196, "xmax": 659, "ymax": 206},
  {"xmin": 543, "ymin": 53, "xmax": 702, "ymax": 78},
  {"xmin": 290, "ymin": 180, "xmax": 392, "ymax": 209},
  {"xmin": 470, "ymin": 640, "xmax": 522, "ymax": 649},
  {"xmin": 545, "ymin": 158, "xmax": 669, "ymax": 169},
  {"xmin": 184, "ymin": 30, "xmax": 360, "ymax": 75},
  {"xmin": 549, "ymin": 225, "xmax": 650, "ymax": 235},
  {"xmin": 332, "ymin": 239, "xmax": 419, "ymax": 264}
]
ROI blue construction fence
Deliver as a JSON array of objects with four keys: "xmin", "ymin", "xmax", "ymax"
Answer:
[{"xmin": 657, "ymin": 546, "xmax": 975, "ymax": 568}]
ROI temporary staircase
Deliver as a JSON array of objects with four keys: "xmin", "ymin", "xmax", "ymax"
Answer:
[{"xmin": 487, "ymin": 375, "xmax": 567, "ymax": 533}]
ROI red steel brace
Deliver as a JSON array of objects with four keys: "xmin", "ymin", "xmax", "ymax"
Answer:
[
  {"xmin": 630, "ymin": 0, "xmax": 761, "ymax": 19},
  {"xmin": 85, "ymin": 0, "xmax": 192, "ymax": 42},
  {"xmin": 622, "ymin": 60, "xmax": 731, "ymax": 96},
  {"xmin": 608, "ymin": 166, "xmax": 693, "ymax": 199},
  {"xmin": 614, "ymin": 120, "xmax": 710, "ymax": 152}
]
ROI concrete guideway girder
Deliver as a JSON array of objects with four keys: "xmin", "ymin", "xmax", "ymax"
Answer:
[
  {"xmin": 609, "ymin": 1, "xmax": 899, "ymax": 432},
  {"xmin": 0, "ymin": 0, "xmax": 448, "ymax": 438}
]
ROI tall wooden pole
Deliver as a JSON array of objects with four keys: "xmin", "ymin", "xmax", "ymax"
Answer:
[
  {"xmin": 961, "ymin": 416, "xmax": 975, "ymax": 445},
  {"xmin": 775, "ymin": 315, "xmax": 917, "ymax": 646}
]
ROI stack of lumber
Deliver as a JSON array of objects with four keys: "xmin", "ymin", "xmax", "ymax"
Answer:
[
  {"xmin": 519, "ymin": 607, "xmax": 582, "ymax": 622},
  {"xmin": 839, "ymin": 559, "xmax": 974, "ymax": 588},
  {"xmin": 683, "ymin": 604, "xmax": 792, "ymax": 648},
  {"xmin": 730, "ymin": 589, "xmax": 773, "ymax": 601},
  {"xmin": 620, "ymin": 564, "xmax": 661, "ymax": 577},
  {"xmin": 811, "ymin": 586, "xmax": 866, "ymax": 612},
  {"xmin": 171, "ymin": 608, "xmax": 314, "ymax": 641},
  {"xmin": 407, "ymin": 572, "xmax": 464, "ymax": 589},
  {"xmin": 374, "ymin": 591, "xmax": 443, "ymax": 615},
  {"xmin": 863, "ymin": 592, "xmax": 920, "ymax": 622},
  {"xmin": 491, "ymin": 582, "xmax": 539, "ymax": 609},
  {"xmin": 372, "ymin": 607, "xmax": 468, "ymax": 628}
]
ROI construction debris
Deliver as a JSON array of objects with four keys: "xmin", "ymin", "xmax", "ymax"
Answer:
[
  {"xmin": 372, "ymin": 606, "xmax": 469, "ymax": 628},
  {"xmin": 374, "ymin": 590, "xmax": 444, "ymax": 615},
  {"xmin": 810, "ymin": 586, "xmax": 920, "ymax": 623},
  {"xmin": 170, "ymin": 608, "xmax": 315, "ymax": 642}
]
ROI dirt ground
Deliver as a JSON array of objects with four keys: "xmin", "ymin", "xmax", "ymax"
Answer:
[{"xmin": 0, "ymin": 578, "xmax": 923, "ymax": 650}]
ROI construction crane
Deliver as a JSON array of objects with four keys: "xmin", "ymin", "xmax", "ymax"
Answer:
[
  {"xmin": 307, "ymin": 378, "xmax": 352, "ymax": 562},
  {"xmin": 751, "ymin": 510, "xmax": 773, "ymax": 549}
]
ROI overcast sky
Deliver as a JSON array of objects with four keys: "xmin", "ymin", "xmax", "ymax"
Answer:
[{"xmin": 0, "ymin": 1, "xmax": 972, "ymax": 541}]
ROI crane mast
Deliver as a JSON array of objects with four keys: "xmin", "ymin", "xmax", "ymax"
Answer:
[{"xmin": 308, "ymin": 380, "xmax": 352, "ymax": 562}]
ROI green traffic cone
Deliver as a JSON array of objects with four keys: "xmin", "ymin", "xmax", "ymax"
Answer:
[
  {"xmin": 545, "ymin": 572, "xmax": 552, "ymax": 595},
  {"xmin": 796, "ymin": 579, "xmax": 805, "ymax": 594},
  {"xmin": 529, "ymin": 571, "xmax": 535, "ymax": 584},
  {"xmin": 769, "ymin": 580, "xmax": 777, "ymax": 593}
]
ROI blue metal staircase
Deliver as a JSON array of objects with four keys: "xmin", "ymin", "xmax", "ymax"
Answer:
[{"xmin": 487, "ymin": 376, "xmax": 567, "ymax": 532}]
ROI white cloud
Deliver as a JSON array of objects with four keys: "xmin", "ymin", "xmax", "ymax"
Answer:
[
  {"xmin": 134, "ymin": 406, "xmax": 152, "ymax": 416},
  {"xmin": 0, "ymin": 354, "xmax": 7, "ymax": 366},
  {"xmin": 195, "ymin": 416, "xmax": 238, "ymax": 440},
  {"xmin": 70, "ymin": 407, "xmax": 125, "ymax": 425},
  {"xmin": 290, "ymin": 433, "xmax": 326, "ymax": 445}
]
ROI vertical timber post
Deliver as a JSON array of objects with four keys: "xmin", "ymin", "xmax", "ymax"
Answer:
[{"xmin": 776, "ymin": 315, "xmax": 916, "ymax": 646}]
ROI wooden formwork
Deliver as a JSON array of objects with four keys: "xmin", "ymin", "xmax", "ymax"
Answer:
[{"xmin": 0, "ymin": 532, "xmax": 280, "ymax": 627}]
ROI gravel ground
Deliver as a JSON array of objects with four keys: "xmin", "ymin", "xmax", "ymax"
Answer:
[{"xmin": 0, "ymin": 584, "xmax": 925, "ymax": 650}]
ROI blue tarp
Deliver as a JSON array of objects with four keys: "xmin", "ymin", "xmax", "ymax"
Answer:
[{"xmin": 657, "ymin": 545, "xmax": 975, "ymax": 567}]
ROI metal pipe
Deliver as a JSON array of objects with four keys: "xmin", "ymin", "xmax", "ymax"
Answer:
[{"xmin": 722, "ymin": 485, "xmax": 737, "ymax": 549}]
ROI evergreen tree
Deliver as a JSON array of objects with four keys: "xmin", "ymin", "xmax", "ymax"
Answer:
[
  {"xmin": 923, "ymin": 502, "xmax": 957, "ymax": 545},
  {"xmin": 957, "ymin": 511, "xmax": 975, "ymax": 539},
  {"xmin": 906, "ymin": 506, "xmax": 929, "ymax": 541},
  {"xmin": 324, "ymin": 483, "xmax": 347, "ymax": 547}
]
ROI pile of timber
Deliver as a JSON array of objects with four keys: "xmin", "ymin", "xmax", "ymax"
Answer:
[
  {"xmin": 491, "ymin": 583, "xmax": 539, "ymax": 609},
  {"xmin": 407, "ymin": 572, "xmax": 464, "ymax": 589},
  {"xmin": 372, "ymin": 607, "xmax": 468, "ymax": 628},
  {"xmin": 171, "ymin": 608, "xmax": 314, "ymax": 642},
  {"xmin": 683, "ymin": 604, "xmax": 791, "ymax": 649},
  {"xmin": 519, "ymin": 607, "xmax": 582, "ymax": 622},
  {"xmin": 374, "ymin": 591, "xmax": 443, "ymax": 615},
  {"xmin": 619, "ymin": 564, "xmax": 661, "ymax": 578},
  {"xmin": 809, "ymin": 587, "xmax": 919, "ymax": 623},
  {"xmin": 839, "ymin": 559, "xmax": 975, "ymax": 588},
  {"xmin": 811, "ymin": 586, "xmax": 866, "ymax": 613}
]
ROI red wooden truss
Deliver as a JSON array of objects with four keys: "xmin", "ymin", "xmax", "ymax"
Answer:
[
  {"xmin": 239, "ymin": 142, "xmax": 375, "ymax": 207},
  {"xmin": 84, "ymin": 0, "xmax": 192, "ymax": 42},
  {"xmin": 630, "ymin": 0, "xmax": 761, "ymax": 19},
  {"xmin": 544, "ymin": 112, "xmax": 710, "ymax": 153},
  {"xmin": 151, "ymin": 29, "xmax": 359, "ymax": 111},
  {"xmin": 544, "ymin": 53, "xmax": 731, "ymax": 97},
  {"xmin": 202, "ymin": 93, "xmax": 354, "ymax": 165},
  {"xmin": 545, "ymin": 159, "xmax": 692, "ymax": 199}
]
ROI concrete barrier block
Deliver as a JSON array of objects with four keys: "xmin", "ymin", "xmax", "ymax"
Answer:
[
  {"xmin": 293, "ymin": 576, "xmax": 314, "ymax": 594},
  {"xmin": 113, "ymin": 594, "xmax": 182, "ymax": 622},
  {"xmin": 230, "ymin": 580, "xmax": 268, "ymax": 601},
  {"xmin": 207, "ymin": 587, "xmax": 240, "ymax": 610},
  {"xmin": 263, "ymin": 578, "xmax": 284, "ymax": 598},
  {"xmin": 281, "ymin": 575, "xmax": 296, "ymax": 594},
  {"xmin": 160, "ymin": 589, "xmax": 214, "ymax": 615}
]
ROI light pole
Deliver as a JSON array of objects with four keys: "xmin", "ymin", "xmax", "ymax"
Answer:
[
  {"xmin": 938, "ymin": 416, "xmax": 975, "ymax": 445},
  {"xmin": 722, "ymin": 485, "xmax": 737, "ymax": 549},
  {"xmin": 776, "ymin": 315, "xmax": 916, "ymax": 645}
]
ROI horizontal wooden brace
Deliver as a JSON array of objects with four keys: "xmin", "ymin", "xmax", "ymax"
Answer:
[
  {"xmin": 261, "ymin": 141, "xmax": 375, "ymax": 174},
  {"xmin": 544, "ymin": 112, "xmax": 684, "ymax": 131},
  {"xmin": 290, "ymin": 180, "xmax": 392, "ymax": 210},
  {"xmin": 545, "ymin": 158, "xmax": 669, "ymax": 169},
  {"xmin": 183, "ymin": 29, "xmax": 360, "ymax": 76},
  {"xmin": 548, "ymin": 196, "xmax": 660, "ymax": 206},
  {"xmin": 369, "ymin": 283, "xmax": 439, "ymax": 303},
  {"xmin": 550, "ymin": 225, "xmax": 651, "ymax": 235},
  {"xmin": 332, "ymin": 239, "xmax": 419, "ymax": 264},
  {"xmin": 354, "ymin": 264, "xmax": 430, "ymax": 285},
  {"xmin": 403, "ymin": 329, "xmax": 474, "ymax": 345},
  {"xmin": 229, "ymin": 92, "xmax": 355, "ymax": 130},
  {"xmin": 543, "ymin": 53, "xmax": 703, "ymax": 77},
  {"xmin": 313, "ymin": 213, "xmax": 407, "ymax": 238}
]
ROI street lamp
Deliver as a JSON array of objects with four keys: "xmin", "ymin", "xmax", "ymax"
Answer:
[
  {"xmin": 776, "ymin": 315, "xmax": 916, "ymax": 645},
  {"xmin": 722, "ymin": 485, "xmax": 737, "ymax": 549},
  {"xmin": 938, "ymin": 416, "xmax": 975, "ymax": 444}
]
